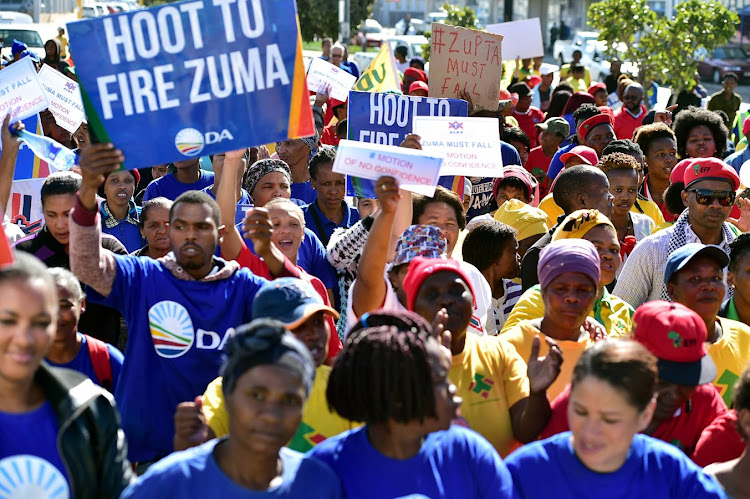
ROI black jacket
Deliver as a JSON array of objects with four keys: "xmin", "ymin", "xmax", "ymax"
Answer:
[{"xmin": 37, "ymin": 363, "xmax": 134, "ymax": 498}]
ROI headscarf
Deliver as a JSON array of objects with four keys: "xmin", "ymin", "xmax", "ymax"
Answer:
[
  {"xmin": 494, "ymin": 199, "xmax": 549, "ymax": 241},
  {"xmin": 551, "ymin": 209, "xmax": 616, "ymax": 242},
  {"xmin": 245, "ymin": 159, "xmax": 291, "ymax": 194},
  {"xmin": 538, "ymin": 239, "xmax": 601, "ymax": 289}
]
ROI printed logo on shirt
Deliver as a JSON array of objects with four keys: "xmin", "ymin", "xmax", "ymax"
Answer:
[
  {"xmin": 288, "ymin": 422, "xmax": 327, "ymax": 452},
  {"xmin": 716, "ymin": 369, "xmax": 740, "ymax": 406},
  {"xmin": 469, "ymin": 373, "xmax": 494, "ymax": 399},
  {"xmin": 0, "ymin": 455, "xmax": 69, "ymax": 498},
  {"xmin": 149, "ymin": 301, "xmax": 195, "ymax": 358}
]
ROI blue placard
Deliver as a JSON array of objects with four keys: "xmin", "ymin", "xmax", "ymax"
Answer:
[{"xmin": 67, "ymin": 0, "xmax": 314, "ymax": 170}]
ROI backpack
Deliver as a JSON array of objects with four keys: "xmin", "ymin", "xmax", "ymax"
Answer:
[{"xmin": 84, "ymin": 334, "xmax": 112, "ymax": 391}]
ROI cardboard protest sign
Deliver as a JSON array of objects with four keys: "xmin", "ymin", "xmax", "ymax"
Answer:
[
  {"xmin": 306, "ymin": 58, "xmax": 357, "ymax": 102},
  {"xmin": 68, "ymin": 0, "xmax": 315, "ymax": 170},
  {"xmin": 412, "ymin": 116, "xmax": 503, "ymax": 177},
  {"xmin": 334, "ymin": 139, "xmax": 442, "ymax": 196},
  {"xmin": 36, "ymin": 65, "xmax": 86, "ymax": 134},
  {"xmin": 347, "ymin": 90, "xmax": 468, "ymax": 147},
  {"xmin": 428, "ymin": 23, "xmax": 503, "ymax": 111},
  {"xmin": 485, "ymin": 19, "xmax": 543, "ymax": 60},
  {"xmin": 0, "ymin": 57, "xmax": 48, "ymax": 122},
  {"xmin": 6, "ymin": 178, "xmax": 45, "ymax": 235},
  {"xmin": 352, "ymin": 43, "xmax": 401, "ymax": 93}
]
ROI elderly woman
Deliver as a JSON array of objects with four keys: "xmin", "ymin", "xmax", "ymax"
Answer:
[
  {"xmin": 133, "ymin": 197, "xmax": 172, "ymax": 259},
  {"xmin": 123, "ymin": 319, "xmax": 342, "ymax": 497},
  {"xmin": 99, "ymin": 168, "xmax": 144, "ymax": 253},
  {"xmin": 506, "ymin": 339, "xmax": 725, "ymax": 497},
  {"xmin": 0, "ymin": 252, "xmax": 133, "ymax": 497},
  {"xmin": 502, "ymin": 210, "xmax": 634, "ymax": 339},
  {"xmin": 309, "ymin": 310, "xmax": 515, "ymax": 499}
]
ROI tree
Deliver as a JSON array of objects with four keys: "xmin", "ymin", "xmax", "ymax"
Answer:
[
  {"xmin": 423, "ymin": 3, "xmax": 478, "ymax": 62},
  {"xmin": 589, "ymin": 0, "xmax": 737, "ymax": 94},
  {"xmin": 298, "ymin": 0, "xmax": 375, "ymax": 41}
]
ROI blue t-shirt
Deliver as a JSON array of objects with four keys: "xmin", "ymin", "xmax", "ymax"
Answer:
[
  {"xmin": 46, "ymin": 333, "xmax": 124, "ymax": 393},
  {"xmin": 86, "ymin": 255, "xmax": 268, "ymax": 462},
  {"xmin": 302, "ymin": 200, "xmax": 361, "ymax": 246},
  {"xmin": 143, "ymin": 170, "xmax": 215, "ymax": 202},
  {"xmin": 291, "ymin": 181, "xmax": 316, "ymax": 205},
  {"xmin": 122, "ymin": 439, "xmax": 343, "ymax": 498},
  {"xmin": 0, "ymin": 401, "xmax": 70, "ymax": 497},
  {"xmin": 504, "ymin": 432, "xmax": 725, "ymax": 499},
  {"xmin": 546, "ymin": 142, "xmax": 576, "ymax": 181},
  {"xmin": 308, "ymin": 425, "xmax": 515, "ymax": 499},
  {"xmin": 466, "ymin": 141, "xmax": 522, "ymax": 220}
]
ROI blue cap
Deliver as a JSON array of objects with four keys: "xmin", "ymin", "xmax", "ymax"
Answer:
[
  {"xmin": 20, "ymin": 50, "xmax": 39, "ymax": 63},
  {"xmin": 11, "ymin": 39, "xmax": 26, "ymax": 55},
  {"xmin": 664, "ymin": 243, "xmax": 729, "ymax": 284},
  {"xmin": 251, "ymin": 277, "xmax": 338, "ymax": 329}
]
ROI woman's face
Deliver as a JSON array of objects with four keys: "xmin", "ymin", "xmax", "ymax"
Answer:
[
  {"xmin": 541, "ymin": 272, "xmax": 597, "ymax": 332},
  {"xmin": 607, "ymin": 169, "xmax": 639, "ymax": 218},
  {"xmin": 569, "ymin": 376, "xmax": 654, "ymax": 473},
  {"xmin": 226, "ymin": 364, "xmax": 305, "ymax": 456},
  {"xmin": 685, "ymin": 125, "xmax": 716, "ymax": 158},
  {"xmin": 728, "ymin": 252, "xmax": 750, "ymax": 305},
  {"xmin": 652, "ymin": 380, "xmax": 696, "ymax": 423},
  {"xmin": 412, "ymin": 271, "xmax": 473, "ymax": 341},
  {"xmin": 645, "ymin": 137, "xmax": 677, "ymax": 183},
  {"xmin": 583, "ymin": 225, "xmax": 622, "ymax": 286},
  {"xmin": 0, "ymin": 278, "xmax": 57, "ymax": 385},
  {"xmin": 268, "ymin": 205, "xmax": 304, "ymax": 261},
  {"xmin": 103, "ymin": 171, "xmax": 136, "ymax": 207},
  {"xmin": 140, "ymin": 205, "xmax": 170, "ymax": 253},
  {"xmin": 417, "ymin": 202, "xmax": 460, "ymax": 254},
  {"xmin": 251, "ymin": 172, "xmax": 291, "ymax": 207}
]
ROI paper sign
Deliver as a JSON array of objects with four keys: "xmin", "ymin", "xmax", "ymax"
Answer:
[
  {"xmin": 412, "ymin": 116, "xmax": 503, "ymax": 177},
  {"xmin": 333, "ymin": 139, "xmax": 443, "ymax": 196},
  {"xmin": 486, "ymin": 19, "xmax": 543, "ymax": 60},
  {"xmin": 306, "ymin": 58, "xmax": 357, "ymax": 102},
  {"xmin": 67, "ymin": 0, "xmax": 315, "ymax": 170},
  {"xmin": 0, "ymin": 57, "xmax": 48, "ymax": 122},
  {"xmin": 347, "ymin": 91, "xmax": 468, "ymax": 147},
  {"xmin": 428, "ymin": 23, "xmax": 503, "ymax": 111},
  {"xmin": 36, "ymin": 65, "xmax": 86, "ymax": 134}
]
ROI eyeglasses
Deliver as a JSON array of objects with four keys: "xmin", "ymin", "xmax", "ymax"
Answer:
[{"xmin": 686, "ymin": 189, "xmax": 736, "ymax": 206}]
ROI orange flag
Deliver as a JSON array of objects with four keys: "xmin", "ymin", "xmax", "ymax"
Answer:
[{"xmin": 0, "ymin": 215, "xmax": 15, "ymax": 267}]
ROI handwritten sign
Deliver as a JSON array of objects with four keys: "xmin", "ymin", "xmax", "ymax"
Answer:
[
  {"xmin": 333, "ymin": 139, "xmax": 442, "ymax": 196},
  {"xmin": 428, "ymin": 23, "xmax": 503, "ymax": 112},
  {"xmin": 306, "ymin": 57, "xmax": 357, "ymax": 102},
  {"xmin": 0, "ymin": 57, "xmax": 48, "ymax": 121},
  {"xmin": 485, "ymin": 19, "xmax": 543, "ymax": 60},
  {"xmin": 347, "ymin": 90, "xmax": 468, "ymax": 147},
  {"xmin": 67, "ymin": 0, "xmax": 314, "ymax": 170},
  {"xmin": 36, "ymin": 65, "xmax": 85, "ymax": 133},
  {"xmin": 412, "ymin": 116, "xmax": 503, "ymax": 177}
]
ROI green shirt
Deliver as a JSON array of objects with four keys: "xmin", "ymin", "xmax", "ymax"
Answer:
[{"xmin": 707, "ymin": 91, "xmax": 742, "ymax": 126}]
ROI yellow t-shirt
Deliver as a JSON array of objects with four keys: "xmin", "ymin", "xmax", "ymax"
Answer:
[
  {"xmin": 500, "ymin": 320, "xmax": 594, "ymax": 401},
  {"xmin": 501, "ymin": 285, "xmax": 633, "ymax": 338},
  {"xmin": 560, "ymin": 64, "xmax": 592, "ymax": 87},
  {"xmin": 202, "ymin": 365, "xmax": 356, "ymax": 452},
  {"xmin": 633, "ymin": 198, "xmax": 665, "ymax": 226},
  {"xmin": 565, "ymin": 77, "xmax": 588, "ymax": 94},
  {"xmin": 450, "ymin": 332, "xmax": 529, "ymax": 457},
  {"xmin": 538, "ymin": 193, "xmax": 564, "ymax": 227},
  {"xmin": 709, "ymin": 318, "xmax": 750, "ymax": 407}
]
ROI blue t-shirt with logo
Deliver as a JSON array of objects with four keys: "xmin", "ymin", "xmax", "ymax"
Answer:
[
  {"xmin": 308, "ymin": 425, "xmax": 514, "ymax": 499},
  {"xmin": 46, "ymin": 333, "xmax": 124, "ymax": 393},
  {"xmin": 122, "ymin": 440, "xmax": 342, "ymax": 498},
  {"xmin": 142, "ymin": 170, "xmax": 215, "ymax": 202},
  {"xmin": 86, "ymin": 255, "xmax": 267, "ymax": 462},
  {"xmin": 0, "ymin": 401, "xmax": 70, "ymax": 498}
]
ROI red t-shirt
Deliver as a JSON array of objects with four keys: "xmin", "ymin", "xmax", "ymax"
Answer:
[
  {"xmin": 613, "ymin": 105, "xmax": 647, "ymax": 140},
  {"xmin": 526, "ymin": 146, "xmax": 554, "ymax": 197},
  {"xmin": 542, "ymin": 383, "xmax": 727, "ymax": 460},
  {"xmin": 512, "ymin": 107, "xmax": 545, "ymax": 149},
  {"xmin": 692, "ymin": 410, "xmax": 745, "ymax": 467},
  {"xmin": 320, "ymin": 123, "xmax": 340, "ymax": 146},
  {"xmin": 234, "ymin": 243, "xmax": 343, "ymax": 359}
]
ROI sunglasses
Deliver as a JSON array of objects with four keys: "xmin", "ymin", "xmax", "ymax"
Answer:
[{"xmin": 686, "ymin": 189, "xmax": 736, "ymax": 206}]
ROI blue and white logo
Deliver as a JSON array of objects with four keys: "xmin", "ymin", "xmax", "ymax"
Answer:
[
  {"xmin": 149, "ymin": 301, "xmax": 195, "ymax": 358},
  {"xmin": 0, "ymin": 455, "xmax": 69, "ymax": 498},
  {"xmin": 174, "ymin": 128, "xmax": 205, "ymax": 157}
]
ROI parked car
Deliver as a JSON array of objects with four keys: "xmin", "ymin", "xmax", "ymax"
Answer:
[
  {"xmin": 395, "ymin": 17, "xmax": 428, "ymax": 35},
  {"xmin": 354, "ymin": 19, "xmax": 383, "ymax": 49},
  {"xmin": 0, "ymin": 24, "xmax": 44, "ymax": 59},
  {"xmin": 352, "ymin": 35, "xmax": 429, "ymax": 73},
  {"xmin": 0, "ymin": 12, "xmax": 33, "ymax": 24},
  {"xmin": 553, "ymin": 31, "xmax": 599, "ymax": 66},
  {"xmin": 81, "ymin": 3, "xmax": 108, "ymax": 17},
  {"xmin": 696, "ymin": 45, "xmax": 750, "ymax": 83}
]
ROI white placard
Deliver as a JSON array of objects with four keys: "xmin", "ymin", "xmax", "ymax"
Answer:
[
  {"xmin": 333, "ymin": 139, "xmax": 443, "ymax": 196},
  {"xmin": 36, "ymin": 65, "xmax": 85, "ymax": 133},
  {"xmin": 0, "ymin": 57, "xmax": 49, "ymax": 121},
  {"xmin": 412, "ymin": 116, "xmax": 503, "ymax": 177},
  {"xmin": 306, "ymin": 58, "xmax": 358, "ymax": 102},
  {"xmin": 486, "ymin": 18, "xmax": 544, "ymax": 60}
]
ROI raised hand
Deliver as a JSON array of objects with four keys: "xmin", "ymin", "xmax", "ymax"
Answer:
[
  {"xmin": 374, "ymin": 175, "xmax": 401, "ymax": 215},
  {"xmin": 173, "ymin": 396, "xmax": 209, "ymax": 451},
  {"xmin": 242, "ymin": 207, "xmax": 274, "ymax": 258},
  {"xmin": 527, "ymin": 335, "xmax": 563, "ymax": 395}
]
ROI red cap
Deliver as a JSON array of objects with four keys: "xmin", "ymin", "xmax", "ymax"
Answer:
[
  {"xmin": 577, "ymin": 114, "xmax": 614, "ymax": 142},
  {"xmin": 743, "ymin": 116, "xmax": 750, "ymax": 136},
  {"xmin": 408, "ymin": 80, "xmax": 429, "ymax": 95},
  {"xmin": 683, "ymin": 157, "xmax": 740, "ymax": 191},
  {"xmin": 527, "ymin": 75, "xmax": 542, "ymax": 89},
  {"xmin": 631, "ymin": 301, "xmax": 717, "ymax": 385},
  {"xmin": 402, "ymin": 257, "xmax": 475, "ymax": 311},
  {"xmin": 587, "ymin": 82, "xmax": 607, "ymax": 96},
  {"xmin": 560, "ymin": 145, "xmax": 599, "ymax": 167},
  {"xmin": 403, "ymin": 67, "xmax": 427, "ymax": 82},
  {"xmin": 670, "ymin": 158, "xmax": 695, "ymax": 184},
  {"xmin": 598, "ymin": 106, "xmax": 614, "ymax": 118}
]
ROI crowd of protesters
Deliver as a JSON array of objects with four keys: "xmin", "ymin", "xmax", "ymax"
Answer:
[{"xmin": 1, "ymin": 17, "xmax": 750, "ymax": 499}]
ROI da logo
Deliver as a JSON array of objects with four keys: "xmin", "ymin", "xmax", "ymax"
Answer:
[
  {"xmin": 0, "ymin": 455, "xmax": 69, "ymax": 498},
  {"xmin": 149, "ymin": 301, "xmax": 195, "ymax": 358},
  {"xmin": 175, "ymin": 128, "xmax": 205, "ymax": 157}
]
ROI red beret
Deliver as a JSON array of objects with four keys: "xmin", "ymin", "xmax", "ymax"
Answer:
[
  {"xmin": 578, "ymin": 114, "xmax": 614, "ymax": 142},
  {"xmin": 683, "ymin": 157, "xmax": 740, "ymax": 191}
]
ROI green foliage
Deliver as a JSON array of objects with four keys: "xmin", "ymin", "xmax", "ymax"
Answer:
[
  {"xmin": 588, "ymin": 0, "xmax": 738, "ymax": 93},
  {"xmin": 423, "ymin": 3, "xmax": 478, "ymax": 62},
  {"xmin": 298, "ymin": 0, "xmax": 375, "ymax": 41}
]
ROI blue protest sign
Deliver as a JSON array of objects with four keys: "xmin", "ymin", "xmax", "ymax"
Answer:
[{"xmin": 67, "ymin": 0, "xmax": 314, "ymax": 170}]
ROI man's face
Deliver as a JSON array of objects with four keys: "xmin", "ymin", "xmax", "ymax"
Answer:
[
  {"xmin": 539, "ymin": 130, "xmax": 562, "ymax": 151},
  {"xmin": 541, "ymin": 73, "xmax": 554, "ymax": 86},
  {"xmin": 174, "ymin": 158, "xmax": 200, "ymax": 170},
  {"xmin": 515, "ymin": 95, "xmax": 532, "ymax": 113},
  {"xmin": 276, "ymin": 139, "xmax": 310, "ymax": 168},
  {"xmin": 584, "ymin": 124, "xmax": 615, "ymax": 157},
  {"xmin": 321, "ymin": 40, "xmax": 331, "ymax": 55},
  {"xmin": 291, "ymin": 311, "xmax": 329, "ymax": 366},
  {"xmin": 581, "ymin": 174, "xmax": 615, "ymax": 218},
  {"xmin": 723, "ymin": 77, "xmax": 738, "ymax": 93},
  {"xmin": 682, "ymin": 179, "xmax": 734, "ymax": 233},
  {"xmin": 667, "ymin": 256, "xmax": 725, "ymax": 325},
  {"xmin": 622, "ymin": 88, "xmax": 643, "ymax": 113},
  {"xmin": 611, "ymin": 61, "xmax": 622, "ymax": 74},
  {"xmin": 330, "ymin": 48, "xmax": 343, "ymax": 67},
  {"xmin": 572, "ymin": 50, "xmax": 582, "ymax": 63},
  {"xmin": 43, "ymin": 194, "xmax": 75, "ymax": 245},
  {"xmin": 168, "ymin": 202, "xmax": 222, "ymax": 271}
]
